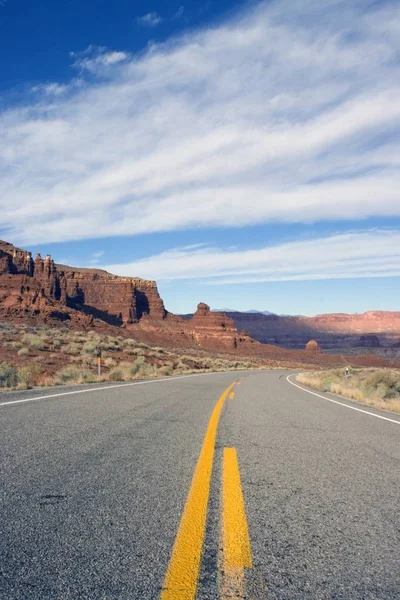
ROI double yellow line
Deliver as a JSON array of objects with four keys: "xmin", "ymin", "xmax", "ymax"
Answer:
[
  {"xmin": 220, "ymin": 447, "xmax": 252, "ymax": 599},
  {"xmin": 160, "ymin": 381, "xmax": 252, "ymax": 599}
]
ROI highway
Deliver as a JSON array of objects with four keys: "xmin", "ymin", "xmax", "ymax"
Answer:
[{"xmin": 1, "ymin": 371, "xmax": 399, "ymax": 599}]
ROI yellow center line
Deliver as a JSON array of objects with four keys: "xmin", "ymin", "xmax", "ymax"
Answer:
[
  {"xmin": 229, "ymin": 392, "xmax": 235, "ymax": 400},
  {"xmin": 160, "ymin": 381, "xmax": 237, "ymax": 600},
  {"xmin": 220, "ymin": 447, "xmax": 252, "ymax": 599}
]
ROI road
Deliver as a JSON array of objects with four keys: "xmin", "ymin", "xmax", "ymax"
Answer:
[{"xmin": 1, "ymin": 371, "xmax": 399, "ymax": 599}]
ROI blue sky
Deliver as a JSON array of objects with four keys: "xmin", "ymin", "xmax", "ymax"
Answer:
[{"xmin": 1, "ymin": 0, "xmax": 400, "ymax": 315}]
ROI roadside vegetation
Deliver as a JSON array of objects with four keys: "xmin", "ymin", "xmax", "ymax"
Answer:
[
  {"xmin": 0, "ymin": 322, "xmax": 260, "ymax": 391},
  {"xmin": 296, "ymin": 368, "xmax": 400, "ymax": 413}
]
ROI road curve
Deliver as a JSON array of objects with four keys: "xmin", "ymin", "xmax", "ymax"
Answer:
[{"xmin": 1, "ymin": 371, "xmax": 399, "ymax": 599}]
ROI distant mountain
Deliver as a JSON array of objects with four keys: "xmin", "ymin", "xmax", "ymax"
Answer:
[{"xmin": 212, "ymin": 308, "xmax": 276, "ymax": 315}]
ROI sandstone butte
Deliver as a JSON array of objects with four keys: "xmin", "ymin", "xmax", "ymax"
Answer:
[
  {"xmin": 304, "ymin": 340, "xmax": 323, "ymax": 355},
  {"xmin": 0, "ymin": 239, "xmax": 397, "ymax": 369}
]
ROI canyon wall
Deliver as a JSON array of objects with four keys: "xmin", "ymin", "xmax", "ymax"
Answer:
[
  {"xmin": 0, "ymin": 240, "xmax": 166, "ymax": 326},
  {"xmin": 224, "ymin": 311, "xmax": 400, "ymax": 351}
]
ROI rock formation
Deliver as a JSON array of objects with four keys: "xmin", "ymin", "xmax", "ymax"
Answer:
[
  {"xmin": 0, "ymin": 240, "xmax": 166, "ymax": 326},
  {"xmin": 305, "ymin": 340, "xmax": 323, "ymax": 354},
  {"xmin": 189, "ymin": 303, "xmax": 240, "ymax": 349},
  {"xmin": 216, "ymin": 310, "xmax": 400, "ymax": 351}
]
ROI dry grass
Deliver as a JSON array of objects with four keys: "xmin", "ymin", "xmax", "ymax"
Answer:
[
  {"xmin": 0, "ymin": 361, "xmax": 43, "ymax": 390},
  {"xmin": 21, "ymin": 333, "xmax": 46, "ymax": 350},
  {"xmin": 297, "ymin": 368, "xmax": 400, "ymax": 413},
  {"xmin": 0, "ymin": 321, "xmax": 264, "ymax": 391}
]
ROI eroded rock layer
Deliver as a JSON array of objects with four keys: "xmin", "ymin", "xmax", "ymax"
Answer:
[
  {"xmin": 0, "ymin": 240, "xmax": 166, "ymax": 326},
  {"xmin": 189, "ymin": 303, "xmax": 253, "ymax": 350},
  {"xmin": 222, "ymin": 311, "xmax": 400, "ymax": 350}
]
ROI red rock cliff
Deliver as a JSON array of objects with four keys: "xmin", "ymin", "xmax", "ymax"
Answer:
[
  {"xmin": 224, "ymin": 310, "xmax": 400, "ymax": 350},
  {"xmin": 189, "ymin": 303, "xmax": 243, "ymax": 350},
  {"xmin": 0, "ymin": 240, "xmax": 166, "ymax": 326}
]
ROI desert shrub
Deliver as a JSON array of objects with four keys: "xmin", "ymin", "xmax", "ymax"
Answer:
[
  {"xmin": 0, "ymin": 361, "xmax": 42, "ymax": 389},
  {"xmin": 178, "ymin": 355, "xmax": 195, "ymax": 363},
  {"xmin": 21, "ymin": 334, "xmax": 46, "ymax": 350},
  {"xmin": 158, "ymin": 365, "xmax": 173, "ymax": 376},
  {"xmin": 118, "ymin": 357, "xmax": 158, "ymax": 380},
  {"xmin": 81, "ymin": 355, "xmax": 97, "ymax": 367},
  {"xmin": 0, "ymin": 362, "xmax": 18, "ymax": 387},
  {"xmin": 125, "ymin": 348, "xmax": 139, "ymax": 356},
  {"xmin": 128, "ymin": 356, "xmax": 145, "ymax": 376},
  {"xmin": 18, "ymin": 347, "xmax": 29, "ymax": 357},
  {"xmin": 364, "ymin": 371, "xmax": 400, "ymax": 399},
  {"xmin": 10, "ymin": 341, "xmax": 23, "ymax": 350},
  {"xmin": 101, "ymin": 337, "xmax": 121, "ymax": 351},
  {"xmin": 16, "ymin": 366, "xmax": 40, "ymax": 388},
  {"xmin": 72, "ymin": 334, "xmax": 87, "ymax": 344},
  {"xmin": 109, "ymin": 367, "xmax": 125, "ymax": 381},
  {"xmin": 104, "ymin": 357, "xmax": 117, "ymax": 368},
  {"xmin": 52, "ymin": 339, "xmax": 62, "ymax": 348},
  {"xmin": 126, "ymin": 347, "xmax": 144, "ymax": 356},
  {"xmin": 82, "ymin": 341, "xmax": 98, "ymax": 354},
  {"xmin": 64, "ymin": 343, "xmax": 81, "ymax": 355},
  {"xmin": 43, "ymin": 328, "xmax": 56, "ymax": 338},
  {"xmin": 138, "ymin": 362, "xmax": 157, "ymax": 378},
  {"xmin": 153, "ymin": 347, "xmax": 165, "ymax": 354},
  {"xmin": 175, "ymin": 361, "xmax": 190, "ymax": 372},
  {"xmin": 56, "ymin": 365, "xmax": 96, "ymax": 384},
  {"xmin": 78, "ymin": 370, "xmax": 98, "ymax": 384}
]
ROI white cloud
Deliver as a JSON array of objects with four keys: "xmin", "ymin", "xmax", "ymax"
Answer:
[
  {"xmin": 70, "ymin": 46, "xmax": 129, "ymax": 74},
  {"xmin": 31, "ymin": 83, "xmax": 69, "ymax": 96},
  {"xmin": 0, "ymin": 0, "xmax": 399, "ymax": 245},
  {"xmin": 137, "ymin": 12, "xmax": 162, "ymax": 27},
  {"xmin": 101, "ymin": 230, "xmax": 400, "ymax": 283}
]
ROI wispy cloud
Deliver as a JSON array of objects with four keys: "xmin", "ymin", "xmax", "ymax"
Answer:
[
  {"xmin": 136, "ymin": 12, "xmax": 162, "ymax": 27},
  {"xmin": 174, "ymin": 6, "xmax": 184, "ymax": 20},
  {"xmin": 102, "ymin": 231, "xmax": 400, "ymax": 283},
  {"xmin": 70, "ymin": 46, "xmax": 129, "ymax": 74},
  {"xmin": 31, "ymin": 83, "xmax": 69, "ymax": 96},
  {"xmin": 0, "ymin": 0, "xmax": 399, "ymax": 245},
  {"xmin": 86, "ymin": 250, "xmax": 105, "ymax": 266}
]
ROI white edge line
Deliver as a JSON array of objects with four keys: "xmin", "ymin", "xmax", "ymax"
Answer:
[
  {"xmin": 0, "ymin": 371, "xmax": 235, "ymax": 408},
  {"xmin": 287, "ymin": 375, "xmax": 400, "ymax": 426}
]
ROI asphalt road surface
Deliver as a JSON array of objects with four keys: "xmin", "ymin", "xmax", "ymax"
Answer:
[{"xmin": 1, "ymin": 371, "xmax": 399, "ymax": 599}]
